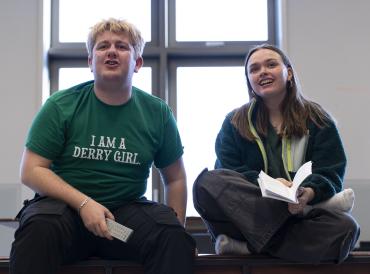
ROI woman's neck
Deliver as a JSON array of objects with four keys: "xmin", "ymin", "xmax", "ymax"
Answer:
[{"xmin": 264, "ymin": 100, "xmax": 283, "ymax": 133}]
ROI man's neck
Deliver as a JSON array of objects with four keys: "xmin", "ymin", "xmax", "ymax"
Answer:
[{"xmin": 94, "ymin": 81, "xmax": 132, "ymax": 106}]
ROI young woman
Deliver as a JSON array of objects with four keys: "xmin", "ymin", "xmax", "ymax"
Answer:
[{"xmin": 193, "ymin": 44, "xmax": 359, "ymax": 263}]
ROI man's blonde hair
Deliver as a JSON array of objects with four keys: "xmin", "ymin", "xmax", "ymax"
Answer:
[{"xmin": 86, "ymin": 18, "xmax": 145, "ymax": 59}]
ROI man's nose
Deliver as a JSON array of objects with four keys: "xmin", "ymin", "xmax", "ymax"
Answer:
[{"xmin": 107, "ymin": 45, "xmax": 117, "ymax": 57}]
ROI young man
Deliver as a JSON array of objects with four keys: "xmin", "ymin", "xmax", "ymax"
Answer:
[{"xmin": 10, "ymin": 18, "xmax": 195, "ymax": 274}]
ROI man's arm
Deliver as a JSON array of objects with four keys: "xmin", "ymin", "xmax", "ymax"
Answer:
[
  {"xmin": 160, "ymin": 157, "xmax": 187, "ymax": 226},
  {"xmin": 20, "ymin": 148, "xmax": 114, "ymax": 239}
]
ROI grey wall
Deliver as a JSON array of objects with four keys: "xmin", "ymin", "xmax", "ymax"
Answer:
[
  {"xmin": 1, "ymin": 0, "xmax": 370, "ymax": 256},
  {"xmin": 284, "ymin": 0, "xmax": 370, "ymax": 179},
  {"xmin": 1, "ymin": 0, "xmax": 43, "ymax": 209},
  {"xmin": 282, "ymin": 0, "xmax": 370, "ymax": 244},
  {"xmin": 0, "ymin": 0, "xmax": 43, "ymax": 256}
]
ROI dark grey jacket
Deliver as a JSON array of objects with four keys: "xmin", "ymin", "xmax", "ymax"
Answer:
[{"xmin": 215, "ymin": 101, "xmax": 346, "ymax": 204}]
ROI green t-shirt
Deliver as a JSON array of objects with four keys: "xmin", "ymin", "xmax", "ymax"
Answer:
[{"xmin": 26, "ymin": 81, "xmax": 183, "ymax": 209}]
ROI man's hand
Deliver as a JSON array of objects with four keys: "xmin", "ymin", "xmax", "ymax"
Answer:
[
  {"xmin": 288, "ymin": 187, "xmax": 315, "ymax": 215},
  {"xmin": 20, "ymin": 148, "xmax": 117, "ymax": 240},
  {"xmin": 79, "ymin": 199, "xmax": 115, "ymax": 240}
]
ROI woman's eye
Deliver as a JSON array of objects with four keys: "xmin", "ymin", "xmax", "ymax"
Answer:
[{"xmin": 249, "ymin": 67, "xmax": 258, "ymax": 74}]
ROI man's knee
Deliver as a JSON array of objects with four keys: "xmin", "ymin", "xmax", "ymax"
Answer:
[
  {"xmin": 158, "ymin": 226, "xmax": 195, "ymax": 253},
  {"xmin": 13, "ymin": 217, "xmax": 60, "ymax": 250},
  {"xmin": 140, "ymin": 226, "xmax": 195, "ymax": 274},
  {"xmin": 10, "ymin": 217, "xmax": 67, "ymax": 274}
]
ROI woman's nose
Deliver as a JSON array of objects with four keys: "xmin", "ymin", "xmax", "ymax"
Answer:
[{"xmin": 259, "ymin": 66, "xmax": 268, "ymax": 76}]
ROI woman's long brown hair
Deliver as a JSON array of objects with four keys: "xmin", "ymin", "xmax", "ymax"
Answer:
[{"xmin": 232, "ymin": 44, "xmax": 331, "ymax": 141}]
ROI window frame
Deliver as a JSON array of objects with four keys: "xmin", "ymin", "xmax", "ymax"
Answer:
[{"xmin": 168, "ymin": 0, "xmax": 277, "ymax": 48}]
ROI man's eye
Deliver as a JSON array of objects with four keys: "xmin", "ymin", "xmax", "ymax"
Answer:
[
  {"xmin": 117, "ymin": 44, "xmax": 128, "ymax": 50},
  {"xmin": 97, "ymin": 44, "xmax": 108, "ymax": 50}
]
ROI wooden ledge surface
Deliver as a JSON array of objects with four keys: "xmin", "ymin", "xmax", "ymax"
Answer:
[{"xmin": 1, "ymin": 252, "xmax": 370, "ymax": 267}]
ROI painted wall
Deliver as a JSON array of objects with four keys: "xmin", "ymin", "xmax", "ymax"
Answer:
[
  {"xmin": 282, "ymin": 0, "xmax": 370, "ymax": 244},
  {"xmin": 1, "ymin": 0, "xmax": 43, "ymax": 212},
  {"xmin": 0, "ymin": 0, "xmax": 43, "ymax": 256}
]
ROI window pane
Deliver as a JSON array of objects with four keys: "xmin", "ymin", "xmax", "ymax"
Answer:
[
  {"xmin": 177, "ymin": 67, "xmax": 247, "ymax": 216},
  {"xmin": 176, "ymin": 0, "xmax": 268, "ymax": 42},
  {"xmin": 58, "ymin": 68, "xmax": 93, "ymax": 91},
  {"xmin": 58, "ymin": 67, "xmax": 153, "ymax": 200},
  {"xmin": 59, "ymin": 0, "xmax": 151, "ymax": 43}
]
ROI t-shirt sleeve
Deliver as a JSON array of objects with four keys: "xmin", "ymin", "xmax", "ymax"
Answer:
[
  {"xmin": 26, "ymin": 99, "xmax": 66, "ymax": 160},
  {"xmin": 154, "ymin": 106, "xmax": 184, "ymax": 169}
]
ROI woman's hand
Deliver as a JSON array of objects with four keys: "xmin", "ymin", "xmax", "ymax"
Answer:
[
  {"xmin": 288, "ymin": 187, "xmax": 315, "ymax": 215},
  {"xmin": 276, "ymin": 178, "xmax": 293, "ymax": 187}
]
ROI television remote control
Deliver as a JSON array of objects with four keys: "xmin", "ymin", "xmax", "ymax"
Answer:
[{"xmin": 106, "ymin": 218, "xmax": 133, "ymax": 242}]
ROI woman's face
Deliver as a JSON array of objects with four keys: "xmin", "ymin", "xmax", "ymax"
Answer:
[{"xmin": 246, "ymin": 48, "xmax": 292, "ymax": 102}]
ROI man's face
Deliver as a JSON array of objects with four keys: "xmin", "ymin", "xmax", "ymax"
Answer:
[{"xmin": 88, "ymin": 31, "xmax": 142, "ymax": 84}]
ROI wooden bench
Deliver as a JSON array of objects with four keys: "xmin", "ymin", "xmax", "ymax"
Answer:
[
  {"xmin": 1, "ymin": 252, "xmax": 370, "ymax": 274},
  {"xmin": 2, "ymin": 218, "xmax": 370, "ymax": 273}
]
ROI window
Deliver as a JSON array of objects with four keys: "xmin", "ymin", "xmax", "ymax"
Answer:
[
  {"xmin": 57, "ymin": 0, "xmax": 151, "ymax": 43},
  {"xmin": 175, "ymin": 66, "xmax": 247, "ymax": 216},
  {"xmin": 48, "ymin": 0, "xmax": 276, "ymax": 215},
  {"xmin": 175, "ymin": 0, "xmax": 268, "ymax": 42}
]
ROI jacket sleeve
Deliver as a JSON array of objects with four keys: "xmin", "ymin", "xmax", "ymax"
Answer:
[
  {"xmin": 301, "ymin": 119, "xmax": 347, "ymax": 204},
  {"xmin": 215, "ymin": 113, "xmax": 260, "ymax": 183}
]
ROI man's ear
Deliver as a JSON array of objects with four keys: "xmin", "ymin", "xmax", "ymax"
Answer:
[
  {"xmin": 88, "ymin": 56, "xmax": 93, "ymax": 72},
  {"xmin": 134, "ymin": 57, "xmax": 143, "ymax": 73}
]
